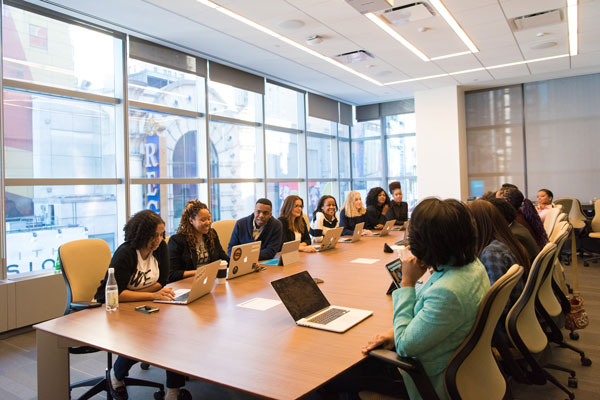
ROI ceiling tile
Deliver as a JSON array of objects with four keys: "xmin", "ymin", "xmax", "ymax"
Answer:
[
  {"xmin": 432, "ymin": 54, "xmax": 483, "ymax": 73},
  {"xmin": 488, "ymin": 64, "xmax": 530, "ymax": 80},
  {"xmin": 450, "ymin": 69, "xmax": 495, "ymax": 85},
  {"xmin": 527, "ymin": 57, "xmax": 570, "ymax": 74}
]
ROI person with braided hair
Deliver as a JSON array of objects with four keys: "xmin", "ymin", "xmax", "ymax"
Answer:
[{"xmin": 168, "ymin": 200, "xmax": 229, "ymax": 283}]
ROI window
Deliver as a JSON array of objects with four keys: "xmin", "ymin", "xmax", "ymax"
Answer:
[{"xmin": 385, "ymin": 114, "xmax": 417, "ymax": 209}]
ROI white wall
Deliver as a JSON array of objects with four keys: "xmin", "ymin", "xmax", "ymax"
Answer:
[{"xmin": 415, "ymin": 86, "xmax": 468, "ymax": 201}]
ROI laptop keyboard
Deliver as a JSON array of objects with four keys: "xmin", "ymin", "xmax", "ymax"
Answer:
[
  {"xmin": 308, "ymin": 308, "xmax": 349, "ymax": 325},
  {"xmin": 173, "ymin": 291, "xmax": 190, "ymax": 302}
]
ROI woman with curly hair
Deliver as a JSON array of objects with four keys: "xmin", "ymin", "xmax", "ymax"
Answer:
[
  {"xmin": 94, "ymin": 210, "xmax": 192, "ymax": 400},
  {"xmin": 168, "ymin": 200, "xmax": 229, "ymax": 282},
  {"xmin": 278, "ymin": 195, "xmax": 316, "ymax": 252},
  {"xmin": 365, "ymin": 187, "xmax": 390, "ymax": 230},
  {"xmin": 499, "ymin": 186, "xmax": 548, "ymax": 248}
]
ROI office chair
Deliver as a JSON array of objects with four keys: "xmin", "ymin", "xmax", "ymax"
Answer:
[
  {"xmin": 555, "ymin": 198, "xmax": 587, "ymax": 266},
  {"xmin": 366, "ymin": 265, "xmax": 524, "ymax": 400},
  {"xmin": 212, "ymin": 219, "xmax": 236, "ymax": 251},
  {"xmin": 543, "ymin": 207, "xmax": 561, "ymax": 237},
  {"xmin": 582, "ymin": 199, "xmax": 600, "ymax": 267},
  {"xmin": 505, "ymin": 242, "xmax": 576, "ymax": 400},
  {"xmin": 59, "ymin": 238, "xmax": 165, "ymax": 399}
]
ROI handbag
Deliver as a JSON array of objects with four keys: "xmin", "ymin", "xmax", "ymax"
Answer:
[{"xmin": 564, "ymin": 295, "xmax": 589, "ymax": 331}]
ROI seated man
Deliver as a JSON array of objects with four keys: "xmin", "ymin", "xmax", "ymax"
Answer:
[{"xmin": 228, "ymin": 198, "xmax": 283, "ymax": 260}]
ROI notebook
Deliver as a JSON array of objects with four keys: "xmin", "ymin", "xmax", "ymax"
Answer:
[
  {"xmin": 339, "ymin": 222, "xmax": 364, "ymax": 243},
  {"xmin": 313, "ymin": 227, "xmax": 343, "ymax": 252},
  {"xmin": 227, "ymin": 241, "xmax": 261, "ymax": 280},
  {"xmin": 271, "ymin": 270, "xmax": 372, "ymax": 333},
  {"xmin": 364, "ymin": 219, "xmax": 396, "ymax": 237},
  {"xmin": 260, "ymin": 240, "xmax": 300, "ymax": 266},
  {"xmin": 154, "ymin": 260, "xmax": 219, "ymax": 305}
]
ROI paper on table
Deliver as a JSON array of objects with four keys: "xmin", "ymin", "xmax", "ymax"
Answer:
[
  {"xmin": 237, "ymin": 297, "xmax": 281, "ymax": 311},
  {"xmin": 350, "ymin": 258, "xmax": 379, "ymax": 264}
]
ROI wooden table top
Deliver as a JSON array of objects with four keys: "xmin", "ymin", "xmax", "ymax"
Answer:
[{"xmin": 35, "ymin": 232, "xmax": 404, "ymax": 399}]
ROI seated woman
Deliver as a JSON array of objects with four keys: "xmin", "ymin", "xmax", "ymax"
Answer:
[
  {"xmin": 386, "ymin": 181, "xmax": 408, "ymax": 225},
  {"xmin": 168, "ymin": 199, "xmax": 229, "ymax": 282},
  {"xmin": 499, "ymin": 186, "xmax": 548, "ymax": 249},
  {"xmin": 94, "ymin": 210, "xmax": 191, "ymax": 400},
  {"xmin": 339, "ymin": 191, "xmax": 372, "ymax": 236},
  {"xmin": 365, "ymin": 187, "xmax": 390, "ymax": 230},
  {"xmin": 309, "ymin": 195, "xmax": 339, "ymax": 242},
  {"xmin": 278, "ymin": 195, "xmax": 316, "ymax": 253},
  {"xmin": 536, "ymin": 188, "xmax": 555, "ymax": 222},
  {"xmin": 356, "ymin": 198, "xmax": 490, "ymax": 399}
]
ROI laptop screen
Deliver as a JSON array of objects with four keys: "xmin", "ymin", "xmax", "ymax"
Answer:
[{"xmin": 271, "ymin": 271, "xmax": 330, "ymax": 321}]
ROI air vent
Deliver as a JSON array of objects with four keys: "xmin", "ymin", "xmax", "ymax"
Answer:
[
  {"xmin": 512, "ymin": 9, "xmax": 563, "ymax": 31},
  {"xmin": 383, "ymin": 2, "xmax": 434, "ymax": 25},
  {"xmin": 345, "ymin": 0, "xmax": 394, "ymax": 14},
  {"xmin": 334, "ymin": 50, "xmax": 374, "ymax": 65}
]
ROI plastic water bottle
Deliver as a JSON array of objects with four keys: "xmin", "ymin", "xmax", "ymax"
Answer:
[{"xmin": 105, "ymin": 267, "xmax": 119, "ymax": 312}]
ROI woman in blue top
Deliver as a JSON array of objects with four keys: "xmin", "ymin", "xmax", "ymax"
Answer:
[{"xmin": 360, "ymin": 198, "xmax": 490, "ymax": 399}]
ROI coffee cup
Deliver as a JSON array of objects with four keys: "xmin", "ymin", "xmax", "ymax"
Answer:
[{"xmin": 217, "ymin": 260, "xmax": 228, "ymax": 284}]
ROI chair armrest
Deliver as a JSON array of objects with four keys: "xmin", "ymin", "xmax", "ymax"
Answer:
[
  {"xmin": 69, "ymin": 301, "xmax": 102, "ymax": 312},
  {"xmin": 368, "ymin": 349, "xmax": 440, "ymax": 400}
]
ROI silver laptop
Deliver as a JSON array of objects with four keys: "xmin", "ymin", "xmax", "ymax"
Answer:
[
  {"xmin": 364, "ymin": 219, "xmax": 396, "ymax": 237},
  {"xmin": 339, "ymin": 222, "xmax": 364, "ymax": 243},
  {"xmin": 271, "ymin": 271, "xmax": 372, "ymax": 333},
  {"xmin": 227, "ymin": 241, "xmax": 261, "ymax": 280},
  {"xmin": 154, "ymin": 260, "xmax": 219, "ymax": 305},
  {"xmin": 313, "ymin": 227, "xmax": 343, "ymax": 251},
  {"xmin": 279, "ymin": 239, "xmax": 300, "ymax": 265}
]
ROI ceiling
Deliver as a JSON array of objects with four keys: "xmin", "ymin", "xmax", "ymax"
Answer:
[{"xmin": 31, "ymin": 0, "xmax": 600, "ymax": 105}]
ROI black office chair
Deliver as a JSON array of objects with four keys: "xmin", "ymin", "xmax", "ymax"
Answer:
[
  {"xmin": 582, "ymin": 199, "xmax": 600, "ymax": 266},
  {"xmin": 59, "ymin": 239, "xmax": 165, "ymax": 399},
  {"xmin": 366, "ymin": 265, "xmax": 524, "ymax": 400}
]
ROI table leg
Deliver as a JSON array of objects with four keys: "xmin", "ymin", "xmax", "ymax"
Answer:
[{"xmin": 37, "ymin": 330, "xmax": 70, "ymax": 400}]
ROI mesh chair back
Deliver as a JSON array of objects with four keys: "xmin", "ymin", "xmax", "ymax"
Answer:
[
  {"xmin": 212, "ymin": 219, "xmax": 236, "ymax": 251},
  {"xmin": 59, "ymin": 239, "xmax": 111, "ymax": 308},
  {"xmin": 446, "ymin": 265, "xmax": 524, "ymax": 400}
]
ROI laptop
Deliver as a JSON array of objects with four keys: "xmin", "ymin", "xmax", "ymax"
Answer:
[
  {"xmin": 271, "ymin": 270, "xmax": 373, "ymax": 333},
  {"xmin": 313, "ymin": 227, "xmax": 343, "ymax": 252},
  {"xmin": 227, "ymin": 241, "xmax": 261, "ymax": 280},
  {"xmin": 154, "ymin": 260, "xmax": 219, "ymax": 305},
  {"xmin": 339, "ymin": 222, "xmax": 364, "ymax": 243},
  {"xmin": 260, "ymin": 240, "xmax": 300, "ymax": 266},
  {"xmin": 364, "ymin": 219, "xmax": 396, "ymax": 237}
]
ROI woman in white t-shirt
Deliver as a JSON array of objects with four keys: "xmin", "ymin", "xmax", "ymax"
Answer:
[{"xmin": 94, "ymin": 210, "xmax": 191, "ymax": 400}]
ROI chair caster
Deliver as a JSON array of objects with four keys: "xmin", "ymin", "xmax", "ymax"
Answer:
[
  {"xmin": 583, "ymin": 262, "xmax": 589, "ymax": 267},
  {"xmin": 570, "ymin": 332, "xmax": 579, "ymax": 340},
  {"xmin": 153, "ymin": 389, "xmax": 165, "ymax": 399},
  {"xmin": 581, "ymin": 357, "xmax": 592, "ymax": 366},
  {"xmin": 568, "ymin": 377, "xmax": 578, "ymax": 388},
  {"xmin": 141, "ymin": 362, "xmax": 150, "ymax": 370}
]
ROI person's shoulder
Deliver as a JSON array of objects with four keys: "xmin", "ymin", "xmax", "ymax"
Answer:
[
  {"xmin": 270, "ymin": 216, "xmax": 283, "ymax": 227},
  {"xmin": 114, "ymin": 241, "xmax": 135, "ymax": 256}
]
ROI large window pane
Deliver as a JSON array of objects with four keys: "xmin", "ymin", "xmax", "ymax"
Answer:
[
  {"xmin": 339, "ymin": 181, "xmax": 352, "ymax": 204},
  {"xmin": 4, "ymin": 90, "xmax": 116, "ymax": 178},
  {"xmin": 265, "ymin": 83, "xmax": 304, "ymax": 129},
  {"xmin": 338, "ymin": 124, "xmax": 350, "ymax": 138},
  {"xmin": 387, "ymin": 178, "xmax": 418, "ymax": 210},
  {"xmin": 307, "ymin": 136, "xmax": 334, "ymax": 179},
  {"xmin": 210, "ymin": 182, "xmax": 264, "ymax": 221},
  {"xmin": 5, "ymin": 185, "xmax": 117, "ymax": 276},
  {"xmin": 386, "ymin": 136, "xmax": 416, "ymax": 177},
  {"xmin": 352, "ymin": 120, "xmax": 381, "ymax": 139},
  {"xmin": 339, "ymin": 139, "xmax": 351, "ymax": 179},
  {"xmin": 352, "ymin": 139, "xmax": 383, "ymax": 179},
  {"xmin": 2, "ymin": 5, "xmax": 119, "ymax": 96},
  {"xmin": 386, "ymin": 114, "xmax": 415, "ymax": 134},
  {"xmin": 306, "ymin": 116, "xmax": 336, "ymax": 136},
  {"xmin": 129, "ymin": 109, "xmax": 206, "ymax": 179},
  {"xmin": 208, "ymin": 81, "xmax": 262, "ymax": 123},
  {"xmin": 209, "ymin": 122, "xmax": 263, "ymax": 179},
  {"xmin": 130, "ymin": 183, "xmax": 208, "ymax": 236},
  {"xmin": 265, "ymin": 130, "xmax": 301, "ymax": 179},
  {"xmin": 267, "ymin": 181, "xmax": 305, "ymax": 215},
  {"xmin": 128, "ymin": 59, "xmax": 204, "ymax": 112}
]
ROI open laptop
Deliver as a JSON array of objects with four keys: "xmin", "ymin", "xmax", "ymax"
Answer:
[
  {"xmin": 364, "ymin": 219, "xmax": 396, "ymax": 237},
  {"xmin": 227, "ymin": 241, "xmax": 261, "ymax": 280},
  {"xmin": 313, "ymin": 227, "xmax": 343, "ymax": 252},
  {"xmin": 261, "ymin": 240, "xmax": 300, "ymax": 266},
  {"xmin": 154, "ymin": 260, "xmax": 219, "ymax": 305},
  {"xmin": 271, "ymin": 270, "xmax": 373, "ymax": 333},
  {"xmin": 339, "ymin": 222, "xmax": 364, "ymax": 243}
]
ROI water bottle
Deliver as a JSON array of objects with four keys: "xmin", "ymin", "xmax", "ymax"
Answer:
[{"xmin": 105, "ymin": 267, "xmax": 119, "ymax": 312}]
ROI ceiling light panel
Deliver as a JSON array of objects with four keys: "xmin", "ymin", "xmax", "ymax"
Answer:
[
  {"xmin": 365, "ymin": 12, "xmax": 430, "ymax": 61},
  {"xmin": 428, "ymin": 0, "xmax": 479, "ymax": 52},
  {"xmin": 567, "ymin": 0, "xmax": 578, "ymax": 56}
]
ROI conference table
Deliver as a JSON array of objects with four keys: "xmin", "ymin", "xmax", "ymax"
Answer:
[{"xmin": 35, "ymin": 231, "xmax": 405, "ymax": 400}]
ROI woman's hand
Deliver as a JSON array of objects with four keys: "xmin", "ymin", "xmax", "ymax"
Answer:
[
  {"xmin": 361, "ymin": 229, "xmax": 373, "ymax": 236},
  {"xmin": 401, "ymin": 255, "xmax": 428, "ymax": 287},
  {"xmin": 375, "ymin": 224, "xmax": 384, "ymax": 230},
  {"xmin": 299, "ymin": 244, "xmax": 317, "ymax": 253},
  {"xmin": 361, "ymin": 329, "xmax": 395, "ymax": 354},
  {"xmin": 382, "ymin": 204, "xmax": 389, "ymax": 215},
  {"xmin": 152, "ymin": 287, "xmax": 175, "ymax": 301}
]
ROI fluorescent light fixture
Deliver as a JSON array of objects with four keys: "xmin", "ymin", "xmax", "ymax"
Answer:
[
  {"xmin": 196, "ymin": 0, "xmax": 383, "ymax": 86},
  {"xmin": 430, "ymin": 51, "xmax": 471, "ymax": 61},
  {"xmin": 365, "ymin": 12, "xmax": 430, "ymax": 61},
  {"xmin": 384, "ymin": 54, "xmax": 569, "ymax": 85},
  {"xmin": 567, "ymin": 0, "xmax": 578, "ymax": 56},
  {"xmin": 428, "ymin": 0, "xmax": 479, "ymax": 53}
]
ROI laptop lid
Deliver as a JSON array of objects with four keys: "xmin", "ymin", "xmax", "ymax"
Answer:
[
  {"xmin": 352, "ymin": 222, "xmax": 364, "ymax": 242},
  {"xmin": 379, "ymin": 219, "xmax": 396, "ymax": 236},
  {"xmin": 186, "ymin": 260, "xmax": 220, "ymax": 303},
  {"xmin": 227, "ymin": 241, "xmax": 261, "ymax": 280},
  {"xmin": 271, "ymin": 271, "xmax": 329, "ymax": 321},
  {"xmin": 316, "ymin": 227, "xmax": 343, "ymax": 251},
  {"xmin": 279, "ymin": 239, "xmax": 300, "ymax": 266}
]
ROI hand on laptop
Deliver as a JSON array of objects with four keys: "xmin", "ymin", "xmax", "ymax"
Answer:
[
  {"xmin": 300, "ymin": 244, "xmax": 317, "ymax": 253},
  {"xmin": 361, "ymin": 229, "xmax": 373, "ymax": 236},
  {"xmin": 152, "ymin": 287, "xmax": 175, "ymax": 301},
  {"xmin": 374, "ymin": 224, "xmax": 383, "ymax": 230},
  {"xmin": 361, "ymin": 328, "xmax": 395, "ymax": 354}
]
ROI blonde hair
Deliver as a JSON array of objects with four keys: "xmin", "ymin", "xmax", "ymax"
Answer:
[{"xmin": 342, "ymin": 191, "xmax": 366, "ymax": 218}]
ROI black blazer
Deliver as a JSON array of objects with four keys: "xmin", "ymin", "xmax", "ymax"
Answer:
[
  {"xmin": 168, "ymin": 230, "xmax": 229, "ymax": 282},
  {"xmin": 386, "ymin": 201, "xmax": 408, "ymax": 225},
  {"xmin": 365, "ymin": 205, "xmax": 387, "ymax": 229},
  {"xmin": 278, "ymin": 216, "xmax": 311, "ymax": 246}
]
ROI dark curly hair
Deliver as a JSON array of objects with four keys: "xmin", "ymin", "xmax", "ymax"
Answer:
[
  {"xmin": 388, "ymin": 181, "xmax": 401, "ymax": 194},
  {"xmin": 488, "ymin": 198, "xmax": 517, "ymax": 224},
  {"xmin": 408, "ymin": 198, "xmax": 477, "ymax": 270},
  {"xmin": 499, "ymin": 187, "xmax": 547, "ymax": 248},
  {"xmin": 312, "ymin": 195, "xmax": 338, "ymax": 221},
  {"xmin": 124, "ymin": 210, "xmax": 165, "ymax": 250},
  {"xmin": 177, "ymin": 200, "xmax": 216, "ymax": 259},
  {"xmin": 366, "ymin": 187, "xmax": 389, "ymax": 208}
]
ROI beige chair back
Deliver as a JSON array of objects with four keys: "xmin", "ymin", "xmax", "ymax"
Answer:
[
  {"xmin": 59, "ymin": 239, "xmax": 112, "ymax": 305},
  {"xmin": 591, "ymin": 200, "xmax": 600, "ymax": 232},
  {"xmin": 556, "ymin": 197, "xmax": 587, "ymax": 229},
  {"xmin": 446, "ymin": 265, "xmax": 524, "ymax": 400},
  {"xmin": 212, "ymin": 219, "xmax": 236, "ymax": 251},
  {"xmin": 543, "ymin": 207, "xmax": 561, "ymax": 237},
  {"xmin": 539, "ymin": 222, "xmax": 570, "ymax": 318},
  {"xmin": 303, "ymin": 213, "xmax": 310, "ymax": 229}
]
